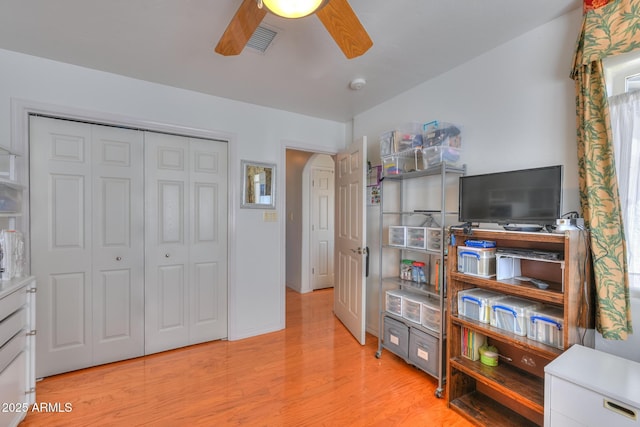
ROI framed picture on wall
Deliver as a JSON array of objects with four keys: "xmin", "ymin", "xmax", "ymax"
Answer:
[{"xmin": 241, "ymin": 160, "xmax": 276, "ymax": 209}]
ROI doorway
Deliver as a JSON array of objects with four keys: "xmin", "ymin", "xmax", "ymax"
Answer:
[{"xmin": 285, "ymin": 150, "xmax": 335, "ymax": 294}]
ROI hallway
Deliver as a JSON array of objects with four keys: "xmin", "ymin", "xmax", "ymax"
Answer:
[{"xmin": 22, "ymin": 288, "xmax": 472, "ymax": 426}]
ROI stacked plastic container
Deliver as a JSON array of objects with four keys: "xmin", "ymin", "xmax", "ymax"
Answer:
[
  {"xmin": 527, "ymin": 305, "xmax": 564, "ymax": 349},
  {"xmin": 490, "ymin": 296, "xmax": 541, "ymax": 336},
  {"xmin": 458, "ymin": 287, "xmax": 565, "ymax": 348},
  {"xmin": 457, "ymin": 288, "xmax": 506, "ymax": 324},
  {"xmin": 380, "ymin": 123, "xmax": 423, "ymax": 177},
  {"xmin": 385, "ymin": 289, "xmax": 444, "ymax": 332},
  {"xmin": 388, "ymin": 226, "xmax": 442, "ymax": 252},
  {"xmin": 379, "ymin": 120, "xmax": 463, "ymax": 176},
  {"xmin": 421, "ymin": 121, "xmax": 462, "ymax": 169},
  {"xmin": 457, "ymin": 239, "xmax": 497, "ymax": 278}
]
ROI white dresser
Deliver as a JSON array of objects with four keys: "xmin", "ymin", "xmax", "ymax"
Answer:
[
  {"xmin": 0, "ymin": 277, "xmax": 36, "ymax": 427},
  {"xmin": 545, "ymin": 344, "xmax": 640, "ymax": 426}
]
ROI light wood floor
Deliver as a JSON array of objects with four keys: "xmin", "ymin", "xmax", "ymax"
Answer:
[{"xmin": 22, "ymin": 288, "xmax": 473, "ymax": 426}]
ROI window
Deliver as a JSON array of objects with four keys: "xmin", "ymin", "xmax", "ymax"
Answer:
[{"xmin": 605, "ymin": 51, "xmax": 640, "ymax": 294}]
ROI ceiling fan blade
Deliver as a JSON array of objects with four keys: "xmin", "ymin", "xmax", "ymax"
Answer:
[
  {"xmin": 215, "ymin": 0, "xmax": 267, "ymax": 56},
  {"xmin": 316, "ymin": 0, "xmax": 372, "ymax": 59}
]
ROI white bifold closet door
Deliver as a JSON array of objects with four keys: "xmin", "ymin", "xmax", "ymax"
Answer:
[
  {"xmin": 31, "ymin": 116, "xmax": 228, "ymax": 377},
  {"xmin": 31, "ymin": 116, "xmax": 145, "ymax": 377},
  {"xmin": 144, "ymin": 132, "xmax": 228, "ymax": 354}
]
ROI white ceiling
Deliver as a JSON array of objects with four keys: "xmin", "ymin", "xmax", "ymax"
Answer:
[{"xmin": 0, "ymin": 0, "xmax": 581, "ymax": 122}]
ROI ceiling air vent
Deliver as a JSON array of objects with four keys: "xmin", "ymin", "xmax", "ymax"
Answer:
[{"xmin": 246, "ymin": 25, "xmax": 278, "ymax": 53}]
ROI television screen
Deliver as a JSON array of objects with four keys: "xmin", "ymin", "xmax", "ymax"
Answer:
[{"xmin": 458, "ymin": 165, "xmax": 562, "ymax": 229}]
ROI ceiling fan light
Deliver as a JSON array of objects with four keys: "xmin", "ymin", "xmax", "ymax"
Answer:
[{"xmin": 262, "ymin": 0, "xmax": 327, "ymax": 19}]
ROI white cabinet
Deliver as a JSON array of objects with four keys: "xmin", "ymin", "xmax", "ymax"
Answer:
[
  {"xmin": 0, "ymin": 277, "xmax": 36, "ymax": 427},
  {"xmin": 544, "ymin": 345, "xmax": 640, "ymax": 426}
]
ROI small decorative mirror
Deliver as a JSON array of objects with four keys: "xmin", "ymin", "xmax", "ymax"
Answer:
[{"xmin": 241, "ymin": 160, "xmax": 276, "ymax": 209}]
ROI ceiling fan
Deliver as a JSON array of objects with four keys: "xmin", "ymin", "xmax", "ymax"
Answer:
[{"xmin": 215, "ymin": 0, "xmax": 373, "ymax": 59}]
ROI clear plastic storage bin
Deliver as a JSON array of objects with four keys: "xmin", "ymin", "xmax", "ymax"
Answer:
[
  {"xmin": 402, "ymin": 293, "xmax": 430, "ymax": 324},
  {"xmin": 457, "ymin": 246, "xmax": 496, "ymax": 278},
  {"xmin": 422, "ymin": 121, "xmax": 462, "ymax": 148},
  {"xmin": 421, "ymin": 121, "xmax": 462, "ymax": 168},
  {"xmin": 388, "ymin": 226, "xmax": 406, "ymax": 247},
  {"xmin": 380, "ymin": 122, "xmax": 424, "ymax": 156},
  {"xmin": 406, "ymin": 227, "xmax": 427, "ymax": 249},
  {"xmin": 385, "ymin": 289, "xmax": 406, "ymax": 316},
  {"xmin": 527, "ymin": 305, "xmax": 564, "ymax": 349},
  {"xmin": 421, "ymin": 296, "xmax": 445, "ymax": 332},
  {"xmin": 427, "ymin": 228, "xmax": 443, "ymax": 251},
  {"xmin": 382, "ymin": 149, "xmax": 421, "ymax": 176},
  {"xmin": 422, "ymin": 146, "xmax": 461, "ymax": 168},
  {"xmin": 490, "ymin": 296, "xmax": 541, "ymax": 336},
  {"xmin": 457, "ymin": 288, "xmax": 506, "ymax": 324}
]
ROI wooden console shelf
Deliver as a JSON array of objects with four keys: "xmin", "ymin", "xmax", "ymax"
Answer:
[
  {"xmin": 446, "ymin": 228, "xmax": 593, "ymax": 426},
  {"xmin": 450, "ymin": 392, "xmax": 538, "ymax": 427}
]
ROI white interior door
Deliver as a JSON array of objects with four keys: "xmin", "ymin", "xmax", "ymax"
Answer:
[
  {"xmin": 31, "ymin": 116, "xmax": 144, "ymax": 377},
  {"xmin": 188, "ymin": 138, "xmax": 228, "ymax": 344},
  {"xmin": 311, "ymin": 167, "xmax": 335, "ymax": 290},
  {"xmin": 91, "ymin": 124, "xmax": 145, "ymax": 365},
  {"xmin": 145, "ymin": 132, "xmax": 228, "ymax": 354},
  {"xmin": 334, "ymin": 137, "xmax": 367, "ymax": 345},
  {"xmin": 31, "ymin": 117, "xmax": 93, "ymax": 377},
  {"xmin": 145, "ymin": 132, "xmax": 191, "ymax": 354}
]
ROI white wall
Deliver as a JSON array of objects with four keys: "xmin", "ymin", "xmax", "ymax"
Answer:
[
  {"xmin": 355, "ymin": 9, "xmax": 583, "ymax": 214},
  {"xmin": 285, "ymin": 149, "xmax": 313, "ymax": 293},
  {"xmin": 0, "ymin": 47, "xmax": 346, "ymax": 340},
  {"xmin": 355, "ymin": 9, "xmax": 584, "ymax": 337}
]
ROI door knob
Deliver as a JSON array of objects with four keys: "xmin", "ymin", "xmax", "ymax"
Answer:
[
  {"xmin": 116, "ymin": 257, "xmax": 122, "ymax": 261},
  {"xmin": 165, "ymin": 253, "xmax": 170, "ymax": 258}
]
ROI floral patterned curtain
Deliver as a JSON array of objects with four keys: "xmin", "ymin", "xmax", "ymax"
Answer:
[
  {"xmin": 583, "ymin": 0, "xmax": 615, "ymax": 12},
  {"xmin": 571, "ymin": 0, "xmax": 640, "ymax": 339}
]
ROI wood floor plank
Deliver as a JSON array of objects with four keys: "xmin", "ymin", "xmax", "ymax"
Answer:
[{"xmin": 22, "ymin": 288, "xmax": 473, "ymax": 426}]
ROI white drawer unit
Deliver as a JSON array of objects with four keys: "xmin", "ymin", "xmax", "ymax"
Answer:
[
  {"xmin": 0, "ymin": 277, "xmax": 36, "ymax": 427},
  {"xmin": 406, "ymin": 227, "xmax": 427, "ymax": 250},
  {"xmin": 545, "ymin": 345, "xmax": 640, "ymax": 426},
  {"xmin": 388, "ymin": 226, "xmax": 407, "ymax": 247}
]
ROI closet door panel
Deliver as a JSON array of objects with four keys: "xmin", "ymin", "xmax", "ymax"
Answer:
[
  {"xmin": 159, "ymin": 181, "xmax": 185, "ymax": 243},
  {"xmin": 52, "ymin": 175, "xmax": 86, "ymax": 247},
  {"xmin": 145, "ymin": 132, "xmax": 190, "ymax": 354},
  {"xmin": 97, "ymin": 269, "xmax": 132, "ymax": 337},
  {"xmin": 193, "ymin": 261, "xmax": 218, "ymax": 323},
  {"xmin": 194, "ymin": 183, "xmax": 216, "ymax": 242},
  {"xmin": 189, "ymin": 139, "xmax": 228, "ymax": 343},
  {"xmin": 31, "ymin": 116, "xmax": 93, "ymax": 377},
  {"xmin": 92, "ymin": 125, "xmax": 144, "ymax": 365},
  {"xmin": 50, "ymin": 273, "xmax": 87, "ymax": 349},
  {"xmin": 158, "ymin": 264, "xmax": 186, "ymax": 329}
]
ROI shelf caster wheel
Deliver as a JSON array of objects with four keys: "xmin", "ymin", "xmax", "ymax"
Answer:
[
  {"xmin": 375, "ymin": 350, "xmax": 382, "ymax": 359},
  {"xmin": 435, "ymin": 389, "xmax": 443, "ymax": 399}
]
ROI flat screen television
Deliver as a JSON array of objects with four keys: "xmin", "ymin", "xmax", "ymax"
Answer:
[{"xmin": 458, "ymin": 165, "xmax": 563, "ymax": 231}]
